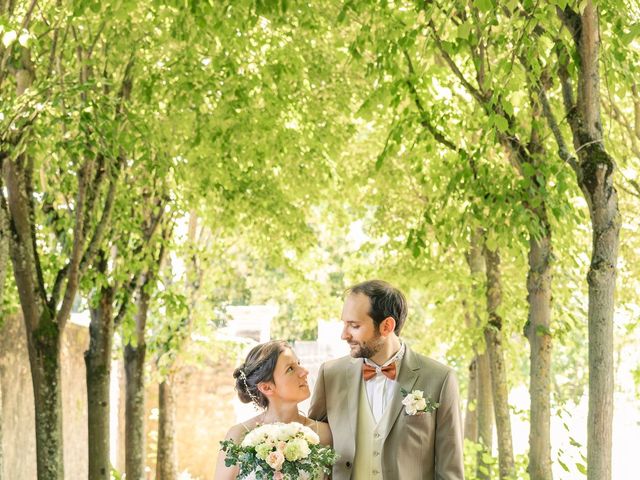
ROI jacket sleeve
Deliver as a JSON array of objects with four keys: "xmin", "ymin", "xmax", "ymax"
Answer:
[
  {"xmin": 308, "ymin": 363, "xmax": 328, "ymax": 422},
  {"xmin": 435, "ymin": 369, "xmax": 465, "ymax": 480}
]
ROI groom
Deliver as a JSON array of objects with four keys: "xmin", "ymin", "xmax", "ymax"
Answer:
[{"xmin": 309, "ymin": 280, "xmax": 464, "ymax": 480}]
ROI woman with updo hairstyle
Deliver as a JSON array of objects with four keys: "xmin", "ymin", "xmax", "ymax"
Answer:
[{"xmin": 214, "ymin": 340, "xmax": 332, "ymax": 480}]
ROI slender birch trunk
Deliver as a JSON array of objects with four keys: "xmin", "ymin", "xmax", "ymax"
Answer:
[
  {"xmin": 466, "ymin": 229, "xmax": 494, "ymax": 479},
  {"xmin": 156, "ymin": 376, "xmax": 178, "ymax": 480},
  {"xmin": 0, "ymin": 199, "xmax": 7, "ymax": 305},
  {"xmin": 555, "ymin": 4, "xmax": 620, "ymax": 478},
  {"xmin": 0, "ymin": 380, "xmax": 4, "ymax": 480},
  {"xmin": 85, "ymin": 257, "xmax": 115, "ymax": 480},
  {"xmin": 522, "ymin": 96, "xmax": 554, "ymax": 480},
  {"xmin": 521, "ymin": 160, "xmax": 554, "ymax": 480},
  {"xmin": 124, "ymin": 274, "xmax": 151, "ymax": 480},
  {"xmin": 526, "ymin": 232, "xmax": 553, "ymax": 480},
  {"xmin": 476, "ymin": 351, "xmax": 494, "ymax": 479},
  {"xmin": 483, "ymin": 246, "xmax": 515, "ymax": 479},
  {"xmin": 464, "ymin": 357, "xmax": 478, "ymax": 443}
]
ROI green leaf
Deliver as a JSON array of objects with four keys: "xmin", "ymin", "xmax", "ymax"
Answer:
[
  {"xmin": 493, "ymin": 114, "xmax": 508, "ymax": 133},
  {"xmin": 474, "ymin": 0, "xmax": 494, "ymax": 13},
  {"xmin": 521, "ymin": 162, "xmax": 535, "ymax": 178},
  {"xmin": 485, "ymin": 234, "xmax": 498, "ymax": 252},
  {"xmin": 576, "ymin": 462, "xmax": 587, "ymax": 475},
  {"xmin": 481, "ymin": 453, "xmax": 495, "ymax": 464},
  {"xmin": 457, "ymin": 23, "xmax": 471, "ymax": 40}
]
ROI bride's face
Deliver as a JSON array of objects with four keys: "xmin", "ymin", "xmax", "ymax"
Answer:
[{"xmin": 270, "ymin": 347, "xmax": 310, "ymax": 403}]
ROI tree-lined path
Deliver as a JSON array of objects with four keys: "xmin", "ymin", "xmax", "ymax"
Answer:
[{"xmin": 1, "ymin": 1, "xmax": 639, "ymax": 479}]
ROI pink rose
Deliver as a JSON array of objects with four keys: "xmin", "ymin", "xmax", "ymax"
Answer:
[
  {"xmin": 266, "ymin": 450, "xmax": 285, "ymax": 471},
  {"xmin": 274, "ymin": 472, "xmax": 284, "ymax": 480}
]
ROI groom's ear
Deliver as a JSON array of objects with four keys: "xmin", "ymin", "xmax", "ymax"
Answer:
[{"xmin": 380, "ymin": 316, "xmax": 396, "ymax": 337}]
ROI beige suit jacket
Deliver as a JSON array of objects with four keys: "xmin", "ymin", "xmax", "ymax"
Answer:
[{"xmin": 309, "ymin": 346, "xmax": 464, "ymax": 480}]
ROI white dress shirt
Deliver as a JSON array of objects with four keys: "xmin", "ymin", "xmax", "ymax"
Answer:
[{"xmin": 363, "ymin": 342, "xmax": 406, "ymax": 423}]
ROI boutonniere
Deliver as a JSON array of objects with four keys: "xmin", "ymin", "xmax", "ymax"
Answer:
[{"xmin": 401, "ymin": 388, "xmax": 439, "ymax": 415}]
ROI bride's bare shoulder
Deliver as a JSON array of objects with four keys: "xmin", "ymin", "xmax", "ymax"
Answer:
[
  {"xmin": 224, "ymin": 415, "xmax": 263, "ymax": 442},
  {"xmin": 316, "ymin": 421, "xmax": 333, "ymax": 447},
  {"xmin": 304, "ymin": 417, "xmax": 332, "ymax": 447}
]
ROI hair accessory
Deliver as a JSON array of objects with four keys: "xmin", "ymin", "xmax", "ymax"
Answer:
[{"xmin": 239, "ymin": 369, "xmax": 261, "ymax": 405}]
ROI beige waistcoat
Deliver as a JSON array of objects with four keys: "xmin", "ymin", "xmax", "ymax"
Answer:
[{"xmin": 353, "ymin": 379, "xmax": 388, "ymax": 480}]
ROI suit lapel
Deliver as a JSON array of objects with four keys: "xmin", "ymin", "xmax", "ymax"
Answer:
[
  {"xmin": 379, "ymin": 346, "xmax": 419, "ymax": 442},
  {"xmin": 345, "ymin": 357, "xmax": 363, "ymax": 441}
]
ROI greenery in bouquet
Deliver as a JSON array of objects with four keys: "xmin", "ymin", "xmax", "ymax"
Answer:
[{"xmin": 221, "ymin": 422, "xmax": 337, "ymax": 479}]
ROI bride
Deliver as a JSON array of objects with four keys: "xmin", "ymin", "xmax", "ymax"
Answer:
[{"xmin": 214, "ymin": 340, "xmax": 333, "ymax": 479}]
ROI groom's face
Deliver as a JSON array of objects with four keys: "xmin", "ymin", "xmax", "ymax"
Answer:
[{"xmin": 341, "ymin": 293, "xmax": 383, "ymax": 359}]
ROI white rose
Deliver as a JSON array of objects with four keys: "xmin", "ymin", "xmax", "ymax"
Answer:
[
  {"xmin": 402, "ymin": 395, "xmax": 416, "ymax": 408},
  {"xmin": 302, "ymin": 427, "xmax": 320, "ymax": 445},
  {"xmin": 411, "ymin": 390, "xmax": 424, "ymax": 399},
  {"xmin": 278, "ymin": 423, "xmax": 298, "ymax": 440},
  {"xmin": 241, "ymin": 429, "xmax": 258, "ymax": 447},
  {"xmin": 414, "ymin": 398, "xmax": 427, "ymax": 412}
]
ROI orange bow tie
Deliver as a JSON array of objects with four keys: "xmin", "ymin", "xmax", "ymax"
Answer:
[{"xmin": 362, "ymin": 362, "xmax": 397, "ymax": 381}]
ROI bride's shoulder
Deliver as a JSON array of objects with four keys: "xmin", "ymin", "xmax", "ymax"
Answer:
[
  {"xmin": 316, "ymin": 421, "xmax": 332, "ymax": 447},
  {"xmin": 304, "ymin": 417, "xmax": 332, "ymax": 447},
  {"xmin": 224, "ymin": 415, "xmax": 263, "ymax": 442}
]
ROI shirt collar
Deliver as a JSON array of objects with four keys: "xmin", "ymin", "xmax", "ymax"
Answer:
[{"xmin": 364, "ymin": 341, "xmax": 406, "ymax": 368}]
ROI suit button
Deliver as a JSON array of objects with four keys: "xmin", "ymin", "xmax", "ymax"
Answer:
[
  {"xmin": 374, "ymin": 433, "xmax": 380, "ymax": 438},
  {"xmin": 373, "ymin": 451, "xmax": 380, "ymax": 456},
  {"xmin": 346, "ymin": 461, "xmax": 352, "ymax": 468},
  {"xmin": 373, "ymin": 470, "xmax": 380, "ymax": 474}
]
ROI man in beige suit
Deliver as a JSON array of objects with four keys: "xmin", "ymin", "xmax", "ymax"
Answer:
[{"xmin": 309, "ymin": 280, "xmax": 464, "ymax": 480}]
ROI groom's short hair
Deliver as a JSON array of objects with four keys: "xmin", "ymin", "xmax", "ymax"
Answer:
[{"xmin": 347, "ymin": 280, "xmax": 408, "ymax": 334}]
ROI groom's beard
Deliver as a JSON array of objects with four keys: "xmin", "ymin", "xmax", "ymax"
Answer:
[{"xmin": 350, "ymin": 333, "xmax": 384, "ymax": 359}]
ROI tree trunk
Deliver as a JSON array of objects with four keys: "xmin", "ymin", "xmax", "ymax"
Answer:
[
  {"xmin": 85, "ymin": 279, "xmax": 115, "ymax": 480},
  {"xmin": 29, "ymin": 315, "xmax": 65, "ymax": 480},
  {"xmin": 4, "ymin": 156, "xmax": 66, "ymax": 480},
  {"xmin": 576, "ymin": 6, "xmax": 617, "ymax": 480},
  {"xmin": 156, "ymin": 376, "xmax": 178, "ymax": 480},
  {"xmin": 0, "ymin": 380, "xmax": 4, "ymax": 480},
  {"xmin": 526, "ymin": 226, "xmax": 553, "ymax": 480},
  {"xmin": 557, "ymin": 4, "xmax": 619, "ymax": 478},
  {"xmin": 124, "ymin": 274, "xmax": 152, "ymax": 480},
  {"xmin": 476, "ymin": 350, "xmax": 494, "ymax": 480},
  {"xmin": 585, "ymin": 181, "xmax": 617, "ymax": 480},
  {"xmin": 464, "ymin": 358, "xmax": 478, "ymax": 443},
  {"xmin": 483, "ymin": 246, "xmax": 515, "ymax": 479},
  {"xmin": 466, "ymin": 229, "xmax": 494, "ymax": 479},
  {"xmin": 124, "ymin": 342, "xmax": 146, "ymax": 480},
  {"xmin": 1, "ymin": 52, "xmax": 73, "ymax": 480},
  {"xmin": 0, "ymin": 199, "xmax": 8, "ymax": 306},
  {"xmin": 520, "ymin": 92, "xmax": 554, "ymax": 480}
]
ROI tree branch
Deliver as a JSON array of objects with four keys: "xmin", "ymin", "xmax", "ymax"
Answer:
[
  {"xmin": 78, "ymin": 157, "xmax": 122, "ymax": 276},
  {"xmin": 55, "ymin": 155, "xmax": 90, "ymax": 327},
  {"xmin": 554, "ymin": 43, "xmax": 579, "ymax": 136},
  {"xmin": 556, "ymin": 5, "xmax": 582, "ymax": 47},
  {"xmin": 403, "ymin": 50, "xmax": 465, "ymax": 156},
  {"xmin": 426, "ymin": 19, "xmax": 488, "ymax": 104},
  {"xmin": 537, "ymin": 82, "xmax": 579, "ymax": 172},
  {"xmin": 86, "ymin": 19, "xmax": 106, "ymax": 59}
]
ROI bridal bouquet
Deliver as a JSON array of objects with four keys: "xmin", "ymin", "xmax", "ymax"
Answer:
[{"xmin": 221, "ymin": 422, "xmax": 337, "ymax": 480}]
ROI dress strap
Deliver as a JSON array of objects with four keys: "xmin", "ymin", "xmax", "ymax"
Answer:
[{"xmin": 241, "ymin": 422, "xmax": 251, "ymax": 433}]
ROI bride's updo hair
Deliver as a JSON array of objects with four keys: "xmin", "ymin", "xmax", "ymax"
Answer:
[{"xmin": 233, "ymin": 340, "xmax": 289, "ymax": 409}]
